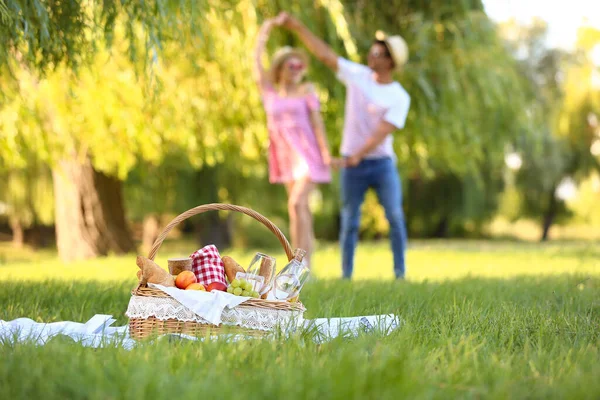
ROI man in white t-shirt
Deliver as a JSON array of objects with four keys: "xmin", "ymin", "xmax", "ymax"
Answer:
[{"xmin": 277, "ymin": 12, "xmax": 410, "ymax": 279}]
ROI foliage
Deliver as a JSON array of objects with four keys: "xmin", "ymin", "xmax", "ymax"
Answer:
[
  {"xmin": 566, "ymin": 172, "xmax": 600, "ymax": 226},
  {"xmin": 0, "ymin": 164, "xmax": 54, "ymax": 228},
  {"xmin": 557, "ymin": 25, "xmax": 600, "ymax": 177},
  {"xmin": 0, "ymin": 0, "xmax": 203, "ymax": 74},
  {"xmin": 496, "ymin": 21, "xmax": 600, "ymax": 235},
  {"xmin": 0, "ymin": 0, "xmax": 556, "ymax": 241}
]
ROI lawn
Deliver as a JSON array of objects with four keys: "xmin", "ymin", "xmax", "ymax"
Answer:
[{"xmin": 1, "ymin": 239, "xmax": 599, "ymax": 399}]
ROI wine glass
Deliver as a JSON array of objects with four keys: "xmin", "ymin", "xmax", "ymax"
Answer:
[
  {"xmin": 246, "ymin": 252, "xmax": 276, "ymax": 294},
  {"xmin": 273, "ymin": 258, "xmax": 310, "ymax": 301}
]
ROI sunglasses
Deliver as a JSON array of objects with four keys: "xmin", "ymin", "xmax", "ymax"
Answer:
[
  {"xmin": 370, "ymin": 49, "xmax": 391, "ymax": 58},
  {"xmin": 285, "ymin": 61, "xmax": 305, "ymax": 71}
]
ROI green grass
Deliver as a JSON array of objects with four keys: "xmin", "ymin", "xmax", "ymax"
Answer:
[{"xmin": 1, "ymin": 239, "xmax": 599, "ymax": 399}]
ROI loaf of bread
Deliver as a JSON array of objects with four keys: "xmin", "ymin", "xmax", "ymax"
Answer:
[
  {"xmin": 258, "ymin": 257, "xmax": 275, "ymax": 298},
  {"xmin": 222, "ymin": 256, "xmax": 245, "ymax": 283},
  {"xmin": 136, "ymin": 255, "xmax": 175, "ymax": 287},
  {"xmin": 258, "ymin": 258, "xmax": 274, "ymax": 282}
]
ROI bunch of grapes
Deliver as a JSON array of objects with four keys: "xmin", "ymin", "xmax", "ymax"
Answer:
[{"xmin": 227, "ymin": 278, "xmax": 260, "ymax": 298}]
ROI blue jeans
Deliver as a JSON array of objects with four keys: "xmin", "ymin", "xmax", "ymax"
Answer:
[{"xmin": 339, "ymin": 157, "xmax": 408, "ymax": 278}]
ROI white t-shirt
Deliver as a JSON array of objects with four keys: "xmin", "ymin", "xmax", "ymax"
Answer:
[{"xmin": 336, "ymin": 57, "xmax": 411, "ymax": 159}]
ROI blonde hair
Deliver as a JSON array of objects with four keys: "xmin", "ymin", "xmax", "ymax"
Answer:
[{"xmin": 268, "ymin": 46, "xmax": 309, "ymax": 84}]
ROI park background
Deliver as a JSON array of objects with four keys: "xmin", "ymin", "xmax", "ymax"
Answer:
[{"xmin": 0, "ymin": 1, "xmax": 599, "ymax": 398}]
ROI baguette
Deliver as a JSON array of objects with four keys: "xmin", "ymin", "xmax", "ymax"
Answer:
[
  {"xmin": 258, "ymin": 257, "xmax": 275, "ymax": 299},
  {"xmin": 222, "ymin": 256, "xmax": 245, "ymax": 283}
]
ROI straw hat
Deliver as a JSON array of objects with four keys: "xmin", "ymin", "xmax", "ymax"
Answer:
[
  {"xmin": 375, "ymin": 30, "xmax": 409, "ymax": 71},
  {"xmin": 269, "ymin": 46, "xmax": 309, "ymax": 82}
]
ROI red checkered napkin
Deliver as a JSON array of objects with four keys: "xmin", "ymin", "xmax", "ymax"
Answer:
[{"xmin": 189, "ymin": 245, "xmax": 227, "ymax": 287}]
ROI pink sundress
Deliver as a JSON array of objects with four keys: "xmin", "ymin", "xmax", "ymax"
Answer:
[{"xmin": 261, "ymin": 86, "xmax": 331, "ymax": 184}]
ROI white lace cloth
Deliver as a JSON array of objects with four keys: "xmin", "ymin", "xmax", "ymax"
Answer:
[{"xmin": 126, "ymin": 295, "xmax": 304, "ymax": 332}]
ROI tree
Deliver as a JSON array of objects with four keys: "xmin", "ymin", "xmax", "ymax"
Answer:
[
  {"xmin": 0, "ymin": 0, "xmax": 198, "ymax": 74},
  {"xmin": 498, "ymin": 20, "xmax": 600, "ymax": 240},
  {"xmin": 0, "ymin": 166, "xmax": 54, "ymax": 248},
  {"xmin": 330, "ymin": 1, "xmax": 536, "ymax": 237},
  {"xmin": 0, "ymin": 1, "xmax": 199, "ymax": 260},
  {"xmin": 1, "ymin": 0, "xmax": 543, "ymax": 260}
]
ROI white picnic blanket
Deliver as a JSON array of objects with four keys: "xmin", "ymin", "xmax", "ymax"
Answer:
[
  {"xmin": 0, "ymin": 315, "xmax": 136, "ymax": 349},
  {"xmin": 0, "ymin": 313, "xmax": 401, "ymax": 348}
]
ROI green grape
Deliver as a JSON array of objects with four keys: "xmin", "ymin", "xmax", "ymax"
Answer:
[
  {"xmin": 251, "ymin": 291, "xmax": 259, "ymax": 298},
  {"xmin": 233, "ymin": 287, "xmax": 243, "ymax": 296},
  {"xmin": 227, "ymin": 286, "xmax": 234, "ymax": 294},
  {"xmin": 242, "ymin": 290, "xmax": 251, "ymax": 297},
  {"xmin": 243, "ymin": 281, "xmax": 253, "ymax": 291},
  {"xmin": 231, "ymin": 279, "xmax": 241, "ymax": 288}
]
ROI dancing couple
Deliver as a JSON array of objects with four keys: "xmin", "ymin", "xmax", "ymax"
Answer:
[{"xmin": 254, "ymin": 12, "xmax": 411, "ymax": 279}]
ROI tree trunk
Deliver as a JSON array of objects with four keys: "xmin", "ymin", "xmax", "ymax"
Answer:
[
  {"xmin": 9, "ymin": 216, "xmax": 24, "ymax": 248},
  {"xmin": 540, "ymin": 188, "xmax": 557, "ymax": 242},
  {"xmin": 191, "ymin": 167, "xmax": 233, "ymax": 250},
  {"xmin": 432, "ymin": 215, "xmax": 449, "ymax": 238},
  {"xmin": 52, "ymin": 158, "xmax": 135, "ymax": 262},
  {"xmin": 196, "ymin": 212, "xmax": 233, "ymax": 251},
  {"xmin": 142, "ymin": 214, "xmax": 160, "ymax": 254},
  {"xmin": 24, "ymin": 224, "xmax": 55, "ymax": 248}
]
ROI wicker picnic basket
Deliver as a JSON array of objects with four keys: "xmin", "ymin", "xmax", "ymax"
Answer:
[{"xmin": 126, "ymin": 203, "xmax": 306, "ymax": 340}]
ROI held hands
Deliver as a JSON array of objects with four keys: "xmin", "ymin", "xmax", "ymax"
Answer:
[
  {"xmin": 329, "ymin": 158, "xmax": 344, "ymax": 170},
  {"xmin": 321, "ymin": 151, "xmax": 342, "ymax": 170},
  {"xmin": 274, "ymin": 12, "xmax": 301, "ymax": 30},
  {"xmin": 261, "ymin": 13, "xmax": 299, "ymax": 34},
  {"xmin": 328, "ymin": 156, "xmax": 362, "ymax": 170},
  {"xmin": 260, "ymin": 13, "xmax": 296, "ymax": 39},
  {"xmin": 345, "ymin": 154, "xmax": 362, "ymax": 168}
]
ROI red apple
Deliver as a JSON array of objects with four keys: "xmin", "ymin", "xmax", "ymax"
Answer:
[
  {"xmin": 185, "ymin": 283, "xmax": 206, "ymax": 291},
  {"xmin": 175, "ymin": 271, "xmax": 197, "ymax": 289},
  {"xmin": 206, "ymin": 281, "xmax": 227, "ymax": 292}
]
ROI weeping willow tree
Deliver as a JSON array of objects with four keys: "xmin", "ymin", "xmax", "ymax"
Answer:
[
  {"xmin": 0, "ymin": 0, "xmax": 199, "ymax": 73},
  {"xmin": 558, "ymin": 26, "xmax": 600, "ymax": 176},
  {"xmin": 0, "ymin": 166, "xmax": 54, "ymax": 248},
  {"xmin": 326, "ymin": 0, "xmax": 534, "ymax": 236},
  {"xmin": 495, "ymin": 19, "xmax": 571, "ymax": 240},
  {"xmin": 0, "ymin": 0, "xmax": 292, "ymax": 259},
  {"xmin": 0, "ymin": 88, "xmax": 55, "ymax": 248},
  {"xmin": 132, "ymin": 0, "xmax": 536, "ymax": 240},
  {"xmin": 0, "ymin": 0, "xmax": 207, "ymax": 260},
  {"xmin": 497, "ymin": 22, "xmax": 600, "ymax": 240},
  {"xmin": 1, "ymin": 0, "xmax": 538, "ymax": 259}
]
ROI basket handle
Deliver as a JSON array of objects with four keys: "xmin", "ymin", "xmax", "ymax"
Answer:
[{"xmin": 147, "ymin": 203, "xmax": 294, "ymax": 262}]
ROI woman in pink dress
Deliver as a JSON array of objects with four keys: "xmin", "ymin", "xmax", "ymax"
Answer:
[{"xmin": 254, "ymin": 18, "xmax": 332, "ymax": 268}]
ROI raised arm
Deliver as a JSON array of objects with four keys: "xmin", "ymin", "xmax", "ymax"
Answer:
[
  {"xmin": 254, "ymin": 19, "xmax": 276, "ymax": 88},
  {"xmin": 278, "ymin": 12, "xmax": 339, "ymax": 72}
]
